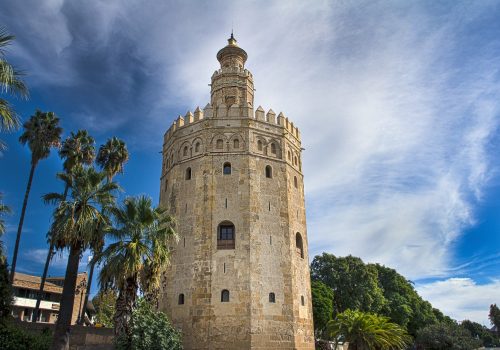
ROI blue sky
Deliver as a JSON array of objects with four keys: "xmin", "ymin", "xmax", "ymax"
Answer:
[{"xmin": 1, "ymin": 0, "xmax": 499, "ymax": 326}]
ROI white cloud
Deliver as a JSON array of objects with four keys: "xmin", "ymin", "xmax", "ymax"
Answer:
[
  {"xmin": 417, "ymin": 278, "xmax": 500, "ymax": 326},
  {"xmin": 4, "ymin": 1, "xmax": 500, "ymax": 282}
]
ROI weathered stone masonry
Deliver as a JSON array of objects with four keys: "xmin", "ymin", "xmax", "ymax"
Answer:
[{"xmin": 158, "ymin": 34, "xmax": 315, "ymax": 350}]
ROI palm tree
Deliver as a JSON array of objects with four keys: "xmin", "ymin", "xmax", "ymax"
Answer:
[
  {"xmin": 0, "ymin": 26, "xmax": 28, "ymax": 153},
  {"xmin": 96, "ymin": 137, "xmax": 129, "ymax": 182},
  {"xmin": 0, "ymin": 193, "xmax": 12, "ymax": 254},
  {"xmin": 44, "ymin": 167, "xmax": 117, "ymax": 350},
  {"xmin": 78, "ymin": 137, "xmax": 129, "ymax": 324},
  {"xmin": 10, "ymin": 110, "xmax": 62, "ymax": 283},
  {"xmin": 327, "ymin": 309, "xmax": 411, "ymax": 350},
  {"xmin": 33, "ymin": 130, "xmax": 95, "ymax": 323},
  {"xmin": 96, "ymin": 195, "xmax": 176, "ymax": 344}
]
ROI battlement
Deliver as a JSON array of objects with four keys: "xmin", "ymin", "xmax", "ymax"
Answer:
[
  {"xmin": 211, "ymin": 67, "xmax": 253, "ymax": 79},
  {"xmin": 164, "ymin": 104, "xmax": 301, "ymax": 142}
]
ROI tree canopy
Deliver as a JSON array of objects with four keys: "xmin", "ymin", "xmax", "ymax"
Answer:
[{"xmin": 311, "ymin": 280, "xmax": 334, "ymax": 338}]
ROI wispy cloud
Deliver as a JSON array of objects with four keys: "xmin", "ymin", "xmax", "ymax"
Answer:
[{"xmin": 417, "ymin": 278, "xmax": 500, "ymax": 327}]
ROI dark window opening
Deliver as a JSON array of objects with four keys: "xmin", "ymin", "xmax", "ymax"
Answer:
[
  {"xmin": 218, "ymin": 222, "xmax": 235, "ymax": 249},
  {"xmin": 178, "ymin": 294, "xmax": 185, "ymax": 305},
  {"xmin": 294, "ymin": 176, "xmax": 298, "ymax": 188},
  {"xmin": 221, "ymin": 289, "xmax": 230, "ymax": 302},
  {"xmin": 269, "ymin": 293, "xmax": 276, "ymax": 303},
  {"xmin": 296, "ymin": 232, "xmax": 304, "ymax": 259},
  {"xmin": 265, "ymin": 165, "xmax": 272, "ymax": 178},
  {"xmin": 195, "ymin": 142, "xmax": 200, "ymax": 152},
  {"xmin": 223, "ymin": 162, "xmax": 231, "ymax": 175},
  {"xmin": 185, "ymin": 167, "xmax": 192, "ymax": 180},
  {"xmin": 183, "ymin": 146, "xmax": 188, "ymax": 156},
  {"xmin": 257, "ymin": 140, "xmax": 263, "ymax": 151},
  {"xmin": 301, "ymin": 295, "xmax": 305, "ymax": 306}
]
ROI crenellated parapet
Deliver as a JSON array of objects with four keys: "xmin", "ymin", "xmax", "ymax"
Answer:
[{"xmin": 164, "ymin": 104, "xmax": 301, "ymax": 143}]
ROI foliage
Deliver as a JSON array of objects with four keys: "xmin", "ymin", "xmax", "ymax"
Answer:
[
  {"xmin": 0, "ymin": 26, "xmax": 28, "ymax": 153},
  {"xmin": 97, "ymin": 195, "xmax": 177, "ymax": 298},
  {"xmin": 0, "ymin": 259, "xmax": 12, "ymax": 319},
  {"xmin": 115, "ymin": 299, "xmax": 182, "ymax": 350},
  {"xmin": 311, "ymin": 280, "xmax": 334, "ymax": 338},
  {"xmin": 461, "ymin": 319, "xmax": 500, "ymax": 347},
  {"xmin": 415, "ymin": 321, "xmax": 482, "ymax": 350},
  {"xmin": 311, "ymin": 253, "xmax": 449, "ymax": 338},
  {"xmin": 96, "ymin": 137, "xmax": 129, "ymax": 182},
  {"xmin": 326, "ymin": 309, "xmax": 411, "ymax": 350},
  {"xmin": 311, "ymin": 254, "xmax": 386, "ymax": 315},
  {"xmin": 59, "ymin": 129, "xmax": 96, "ymax": 174},
  {"xmin": 0, "ymin": 320, "xmax": 52, "ymax": 350},
  {"xmin": 19, "ymin": 110, "xmax": 62, "ymax": 165},
  {"xmin": 490, "ymin": 304, "xmax": 500, "ymax": 334},
  {"xmin": 92, "ymin": 289, "xmax": 117, "ymax": 327}
]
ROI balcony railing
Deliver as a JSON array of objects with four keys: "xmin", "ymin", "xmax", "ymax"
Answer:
[{"xmin": 217, "ymin": 239, "xmax": 235, "ymax": 250}]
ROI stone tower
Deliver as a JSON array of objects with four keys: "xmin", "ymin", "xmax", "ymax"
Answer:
[{"xmin": 158, "ymin": 34, "xmax": 314, "ymax": 350}]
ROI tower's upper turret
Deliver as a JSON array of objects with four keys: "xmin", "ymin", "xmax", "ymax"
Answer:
[
  {"xmin": 211, "ymin": 33, "xmax": 254, "ymax": 113},
  {"xmin": 216, "ymin": 33, "xmax": 248, "ymax": 69}
]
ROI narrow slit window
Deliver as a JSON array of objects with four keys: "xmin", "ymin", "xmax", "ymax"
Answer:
[
  {"xmin": 294, "ymin": 176, "xmax": 298, "ymax": 188},
  {"xmin": 185, "ymin": 167, "xmax": 192, "ymax": 180},
  {"xmin": 178, "ymin": 294, "xmax": 185, "ymax": 305},
  {"xmin": 265, "ymin": 165, "xmax": 272, "ymax": 178},
  {"xmin": 257, "ymin": 140, "xmax": 263, "ymax": 151},
  {"xmin": 269, "ymin": 293, "xmax": 276, "ymax": 303},
  {"xmin": 268, "ymin": 202, "xmax": 271, "ymax": 211},
  {"xmin": 301, "ymin": 295, "xmax": 305, "ymax": 306},
  {"xmin": 296, "ymin": 232, "xmax": 304, "ymax": 259},
  {"xmin": 225, "ymin": 198, "xmax": 228, "ymax": 208},
  {"xmin": 221, "ymin": 289, "xmax": 230, "ymax": 302},
  {"xmin": 223, "ymin": 162, "xmax": 231, "ymax": 175},
  {"xmin": 183, "ymin": 237, "xmax": 186, "ymax": 247},
  {"xmin": 223, "ymin": 263, "xmax": 226, "ymax": 273}
]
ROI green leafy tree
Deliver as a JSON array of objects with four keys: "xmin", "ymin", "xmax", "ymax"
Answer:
[
  {"xmin": 44, "ymin": 167, "xmax": 117, "ymax": 350},
  {"xmin": 311, "ymin": 280, "xmax": 334, "ymax": 338},
  {"xmin": 0, "ymin": 259, "xmax": 12, "ymax": 319},
  {"xmin": 10, "ymin": 110, "xmax": 62, "ymax": 283},
  {"xmin": 461, "ymin": 319, "xmax": 500, "ymax": 347},
  {"xmin": 97, "ymin": 195, "xmax": 176, "ymax": 345},
  {"xmin": 490, "ymin": 304, "xmax": 500, "ymax": 335},
  {"xmin": 115, "ymin": 299, "xmax": 182, "ymax": 350},
  {"xmin": 79, "ymin": 136, "xmax": 128, "ymax": 324},
  {"xmin": 416, "ymin": 321, "xmax": 482, "ymax": 350},
  {"xmin": 0, "ymin": 26, "xmax": 28, "ymax": 153},
  {"xmin": 92, "ymin": 289, "xmax": 117, "ymax": 328},
  {"xmin": 34, "ymin": 130, "xmax": 95, "ymax": 323},
  {"xmin": 326, "ymin": 309, "xmax": 411, "ymax": 350},
  {"xmin": 311, "ymin": 254, "xmax": 386, "ymax": 315}
]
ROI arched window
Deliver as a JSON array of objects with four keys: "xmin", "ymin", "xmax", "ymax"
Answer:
[
  {"xmin": 217, "ymin": 221, "xmax": 235, "ymax": 249},
  {"xmin": 221, "ymin": 289, "xmax": 230, "ymax": 302},
  {"xmin": 257, "ymin": 140, "xmax": 263, "ymax": 151},
  {"xmin": 216, "ymin": 139, "xmax": 223, "ymax": 149},
  {"xmin": 223, "ymin": 162, "xmax": 231, "ymax": 175},
  {"xmin": 185, "ymin": 167, "xmax": 192, "ymax": 180},
  {"xmin": 195, "ymin": 142, "xmax": 200, "ymax": 152},
  {"xmin": 271, "ymin": 143, "xmax": 276, "ymax": 154},
  {"xmin": 296, "ymin": 232, "xmax": 304, "ymax": 258},
  {"xmin": 183, "ymin": 146, "xmax": 188, "ymax": 156},
  {"xmin": 178, "ymin": 294, "xmax": 184, "ymax": 305},
  {"xmin": 294, "ymin": 176, "xmax": 298, "ymax": 188},
  {"xmin": 294, "ymin": 156, "xmax": 298, "ymax": 166},
  {"xmin": 269, "ymin": 293, "xmax": 276, "ymax": 303},
  {"xmin": 233, "ymin": 139, "xmax": 239, "ymax": 149},
  {"xmin": 288, "ymin": 151, "xmax": 291, "ymax": 160},
  {"xmin": 265, "ymin": 165, "xmax": 272, "ymax": 178},
  {"xmin": 301, "ymin": 295, "xmax": 305, "ymax": 306}
]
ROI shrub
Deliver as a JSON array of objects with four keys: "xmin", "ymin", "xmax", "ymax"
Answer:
[
  {"xmin": 0, "ymin": 320, "xmax": 52, "ymax": 350},
  {"xmin": 116, "ymin": 299, "xmax": 182, "ymax": 350}
]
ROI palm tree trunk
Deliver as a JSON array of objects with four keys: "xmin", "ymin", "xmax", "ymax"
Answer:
[
  {"xmin": 34, "ymin": 183, "xmax": 70, "ymax": 323},
  {"xmin": 10, "ymin": 162, "xmax": 36, "ymax": 283},
  {"xmin": 32, "ymin": 243, "xmax": 54, "ymax": 323},
  {"xmin": 51, "ymin": 243, "xmax": 81, "ymax": 350},
  {"xmin": 114, "ymin": 277, "xmax": 137, "ymax": 345}
]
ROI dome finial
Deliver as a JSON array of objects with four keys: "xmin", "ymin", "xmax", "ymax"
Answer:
[{"xmin": 228, "ymin": 30, "xmax": 237, "ymax": 46}]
